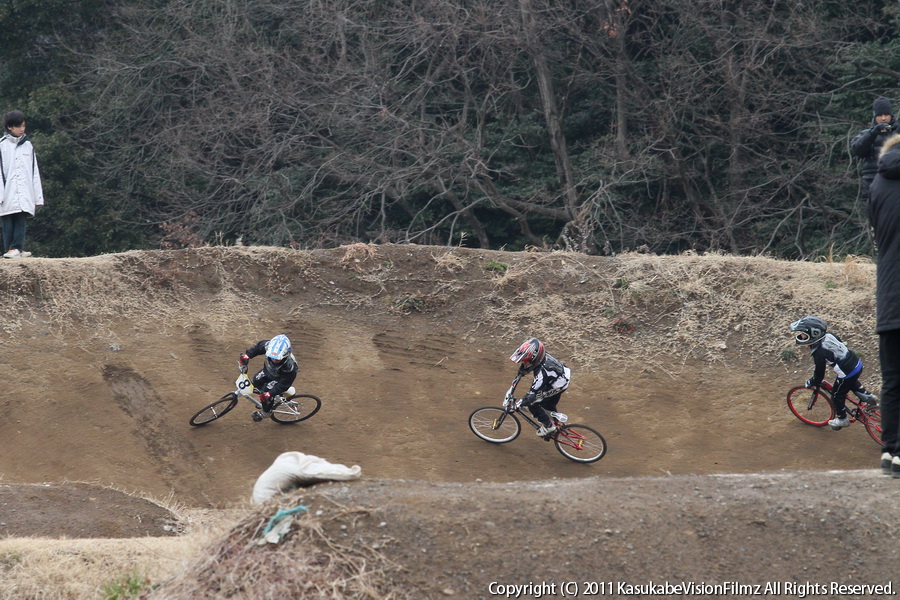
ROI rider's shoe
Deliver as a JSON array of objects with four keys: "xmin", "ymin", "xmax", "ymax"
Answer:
[
  {"xmin": 882, "ymin": 452, "xmax": 894, "ymax": 474},
  {"xmin": 828, "ymin": 415, "xmax": 850, "ymax": 429},
  {"xmin": 252, "ymin": 410, "xmax": 272, "ymax": 422},
  {"xmin": 858, "ymin": 392, "xmax": 879, "ymax": 406},
  {"xmin": 536, "ymin": 424, "xmax": 557, "ymax": 437}
]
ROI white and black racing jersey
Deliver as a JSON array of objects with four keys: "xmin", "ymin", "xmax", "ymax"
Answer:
[
  {"xmin": 524, "ymin": 353, "xmax": 571, "ymax": 399},
  {"xmin": 810, "ymin": 332, "xmax": 862, "ymax": 382}
]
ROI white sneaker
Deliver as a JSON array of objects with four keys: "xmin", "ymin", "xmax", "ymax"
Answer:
[
  {"xmin": 858, "ymin": 392, "xmax": 878, "ymax": 406},
  {"xmin": 550, "ymin": 411, "xmax": 568, "ymax": 423},
  {"xmin": 19, "ymin": 251, "xmax": 31, "ymax": 258},
  {"xmin": 893, "ymin": 456, "xmax": 900, "ymax": 479},
  {"xmin": 882, "ymin": 452, "xmax": 893, "ymax": 474},
  {"xmin": 2, "ymin": 249, "xmax": 20, "ymax": 258},
  {"xmin": 828, "ymin": 415, "xmax": 850, "ymax": 428},
  {"xmin": 536, "ymin": 424, "xmax": 557, "ymax": 437}
]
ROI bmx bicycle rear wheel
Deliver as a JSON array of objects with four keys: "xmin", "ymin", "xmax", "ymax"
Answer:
[
  {"xmin": 271, "ymin": 394, "xmax": 322, "ymax": 424},
  {"xmin": 861, "ymin": 406, "xmax": 883, "ymax": 446},
  {"xmin": 554, "ymin": 424, "xmax": 606, "ymax": 463}
]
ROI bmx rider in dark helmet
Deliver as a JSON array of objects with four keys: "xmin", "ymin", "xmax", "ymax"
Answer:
[
  {"xmin": 510, "ymin": 337, "xmax": 571, "ymax": 437},
  {"xmin": 238, "ymin": 334, "xmax": 298, "ymax": 420},
  {"xmin": 790, "ymin": 316, "xmax": 878, "ymax": 429}
]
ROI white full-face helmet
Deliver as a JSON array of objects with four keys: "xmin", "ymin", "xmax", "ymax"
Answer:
[{"xmin": 265, "ymin": 334, "xmax": 292, "ymax": 369}]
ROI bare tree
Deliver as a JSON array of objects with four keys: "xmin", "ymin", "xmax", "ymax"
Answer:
[{"xmin": 72, "ymin": 0, "xmax": 882, "ymax": 257}]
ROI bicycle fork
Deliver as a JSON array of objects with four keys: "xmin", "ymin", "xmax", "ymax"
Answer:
[
  {"xmin": 492, "ymin": 412, "xmax": 509, "ymax": 430},
  {"xmin": 556, "ymin": 428, "xmax": 584, "ymax": 450}
]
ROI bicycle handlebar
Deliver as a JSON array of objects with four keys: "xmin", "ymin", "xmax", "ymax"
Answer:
[{"xmin": 505, "ymin": 374, "xmax": 523, "ymax": 402}]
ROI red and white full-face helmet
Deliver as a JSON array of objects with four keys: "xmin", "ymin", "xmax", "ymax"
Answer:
[{"xmin": 510, "ymin": 337, "xmax": 545, "ymax": 370}]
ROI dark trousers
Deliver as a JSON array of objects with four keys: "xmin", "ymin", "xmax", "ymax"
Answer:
[
  {"xmin": 1, "ymin": 212, "xmax": 27, "ymax": 253},
  {"xmin": 251, "ymin": 371, "xmax": 280, "ymax": 409},
  {"xmin": 831, "ymin": 372, "xmax": 867, "ymax": 417},
  {"xmin": 879, "ymin": 330, "xmax": 900, "ymax": 456},
  {"xmin": 527, "ymin": 391, "xmax": 564, "ymax": 427}
]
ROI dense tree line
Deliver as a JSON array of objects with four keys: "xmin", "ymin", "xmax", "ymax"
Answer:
[{"xmin": 1, "ymin": 0, "xmax": 898, "ymax": 258}]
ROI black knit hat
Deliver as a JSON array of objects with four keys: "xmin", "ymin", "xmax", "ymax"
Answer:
[{"xmin": 873, "ymin": 97, "xmax": 893, "ymax": 117}]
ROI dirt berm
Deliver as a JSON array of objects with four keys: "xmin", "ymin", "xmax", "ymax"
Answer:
[{"xmin": 0, "ymin": 244, "xmax": 896, "ymax": 599}]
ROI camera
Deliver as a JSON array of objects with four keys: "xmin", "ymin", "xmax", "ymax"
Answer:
[{"xmin": 879, "ymin": 123, "xmax": 893, "ymax": 133}]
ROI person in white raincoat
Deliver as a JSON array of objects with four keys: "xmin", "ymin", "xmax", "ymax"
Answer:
[{"xmin": 0, "ymin": 110, "xmax": 44, "ymax": 258}]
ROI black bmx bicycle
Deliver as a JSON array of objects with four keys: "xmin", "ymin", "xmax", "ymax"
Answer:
[
  {"xmin": 468, "ymin": 375, "xmax": 607, "ymax": 463},
  {"xmin": 189, "ymin": 369, "xmax": 322, "ymax": 426},
  {"xmin": 786, "ymin": 380, "xmax": 882, "ymax": 445}
]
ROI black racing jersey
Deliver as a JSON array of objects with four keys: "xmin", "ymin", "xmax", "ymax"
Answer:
[{"xmin": 245, "ymin": 339, "xmax": 299, "ymax": 395}]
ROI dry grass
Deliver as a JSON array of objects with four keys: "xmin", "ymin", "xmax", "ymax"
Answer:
[
  {"xmin": 0, "ymin": 247, "xmax": 312, "ymax": 344},
  {"xmin": 0, "ymin": 501, "xmax": 241, "ymax": 600},
  {"xmin": 0, "ymin": 498, "xmax": 405, "ymax": 600},
  {"xmin": 429, "ymin": 249, "xmax": 467, "ymax": 273},
  {"xmin": 0, "ymin": 535, "xmax": 209, "ymax": 600},
  {"xmin": 483, "ymin": 250, "xmax": 878, "ymax": 372},
  {"xmin": 145, "ymin": 498, "xmax": 409, "ymax": 600},
  {"xmin": 0, "ymin": 243, "xmax": 875, "ymax": 372},
  {"xmin": 339, "ymin": 243, "xmax": 379, "ymax": 271}
]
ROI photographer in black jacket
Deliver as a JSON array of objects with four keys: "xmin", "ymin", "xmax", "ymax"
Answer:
[
  {"xmin": 867, "ymin": 132, "xmax": 900, "ymax": 478},
  {"xmin": 852, "ymin": 97, "xmax": 896, "ymax": 202}
]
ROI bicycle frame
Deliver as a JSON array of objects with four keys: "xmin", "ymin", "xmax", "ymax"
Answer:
[
  {"xmin": 814, "ymin": 381, "xmax": 872, "ymax": 426},
  {"xmin": 235, "ymin": 372, "xmax": 295, "ymax": 410},
  {"xmin": 500, "ymin": 405, "xmax": 583, "ymax": 447},
  {"xmin": 503, "ymin": 376, "xmax": 580, "ymax": 447},
  {"xmin": 787, "ymin": 380, "xmax": 883, "ymax": 445}
]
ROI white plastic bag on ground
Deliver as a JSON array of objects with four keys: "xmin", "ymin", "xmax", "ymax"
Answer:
[{"xmin": 252, "ymin": 451, "xmax": 362, "ymax": 504}]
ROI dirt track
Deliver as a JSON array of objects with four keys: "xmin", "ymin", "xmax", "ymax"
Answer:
[
  {"xmin": 0, "ymin": 245, "xmax": 887, "ymax": 507},
  {"xmin": 0, "ymin": 245, "xmax": 897, "ymax": 598}
]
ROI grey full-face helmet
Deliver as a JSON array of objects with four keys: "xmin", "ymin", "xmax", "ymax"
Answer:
[{"xmin": 790, "ymin": 316, "xmax": 827, "ymax": 346}]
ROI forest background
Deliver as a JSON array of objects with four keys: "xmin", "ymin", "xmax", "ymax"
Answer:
[{"xmin": 1, "ymin": 0, "xmax": 898, "ymax": 259}]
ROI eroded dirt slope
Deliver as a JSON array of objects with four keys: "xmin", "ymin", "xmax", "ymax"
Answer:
[{"xmin": 0, "ymin": 245, "xmax": 885, "ymax": 508}]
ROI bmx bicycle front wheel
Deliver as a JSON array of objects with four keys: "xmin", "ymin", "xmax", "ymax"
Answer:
[
  {"xmin": 786, "ymin": 386, "xmax": 834, "ymax": 426},
  {"xmin": 189, "ymin": 393, "xmax": 239, "ymax": 426},
  {"xmin": 468, "ymin": 407, "xmax": 521, "ymax": 443}
]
